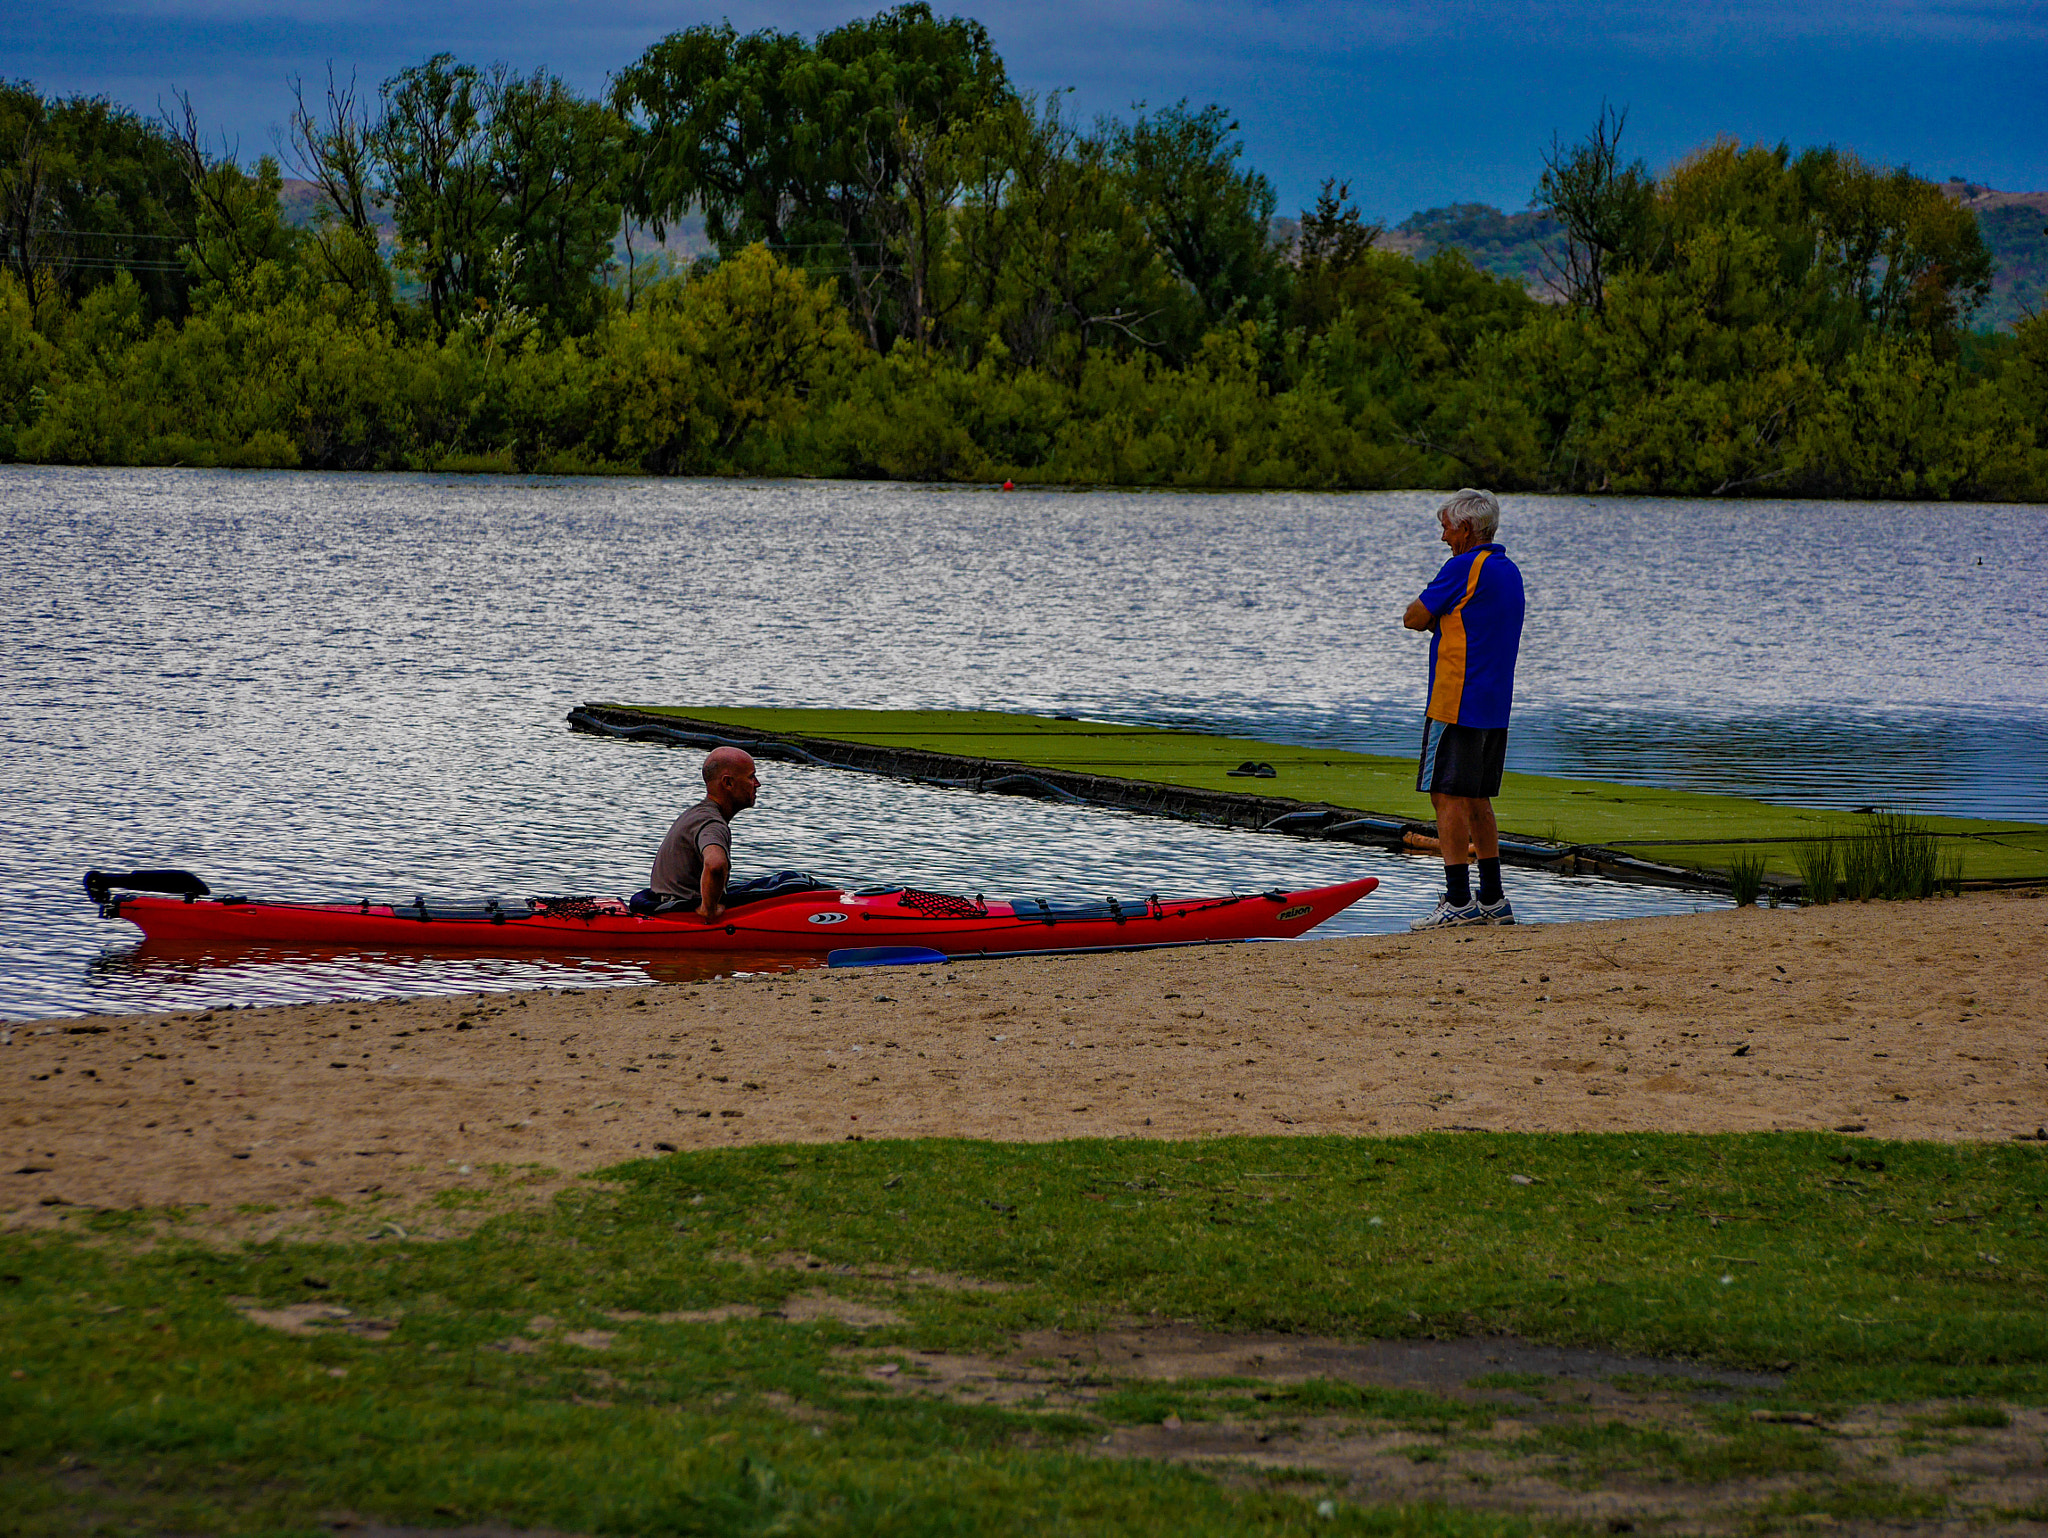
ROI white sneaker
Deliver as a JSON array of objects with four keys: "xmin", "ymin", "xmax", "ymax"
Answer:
[
  {"xmin": 1478, "ymin": 896, "xmax": 1516, "ymax": 925},
  {"xmin": 1410, "ymin": 895, "xmax": 1487, "ymax": 931}
]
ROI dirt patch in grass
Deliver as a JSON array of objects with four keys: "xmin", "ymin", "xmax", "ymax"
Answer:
[
  {"xmin": 1011, "ymin": 1325, "xmax": 1780, "ymax": 1395},
  {"xmin": 847, "ymin": 1325, "xmax": 1774, "ymax": 1408},
  {"xmin": 601, "ymin": 1303, "xmax": 761, "ymax": 1323},
  {"xmin": 779, "ymin": 1290, "xmax": 905, "ymax": 1327},
  {"xmin": 1105, "ymin": 1405, "xmax": 2046, "ymax": 1535},
  {"xmin": 228, "ymin": 1297, "xmax": 399, "ymax": 1340},
  {"xmin": 841, "ymin": 1324, "xmax": 2046, "ymax": 1532}
]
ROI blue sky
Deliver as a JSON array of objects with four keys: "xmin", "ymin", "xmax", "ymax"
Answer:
[{"xmin": 13, "ymin": 1, "xmax": 2047, "ymax": 220}]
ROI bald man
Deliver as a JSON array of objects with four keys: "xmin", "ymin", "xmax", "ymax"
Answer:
[{"xmin": 648, "ymin": 746, "xmax": 760, "ymax": 922}]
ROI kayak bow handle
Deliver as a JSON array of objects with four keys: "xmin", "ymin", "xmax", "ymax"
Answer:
[{"xmin": 84, "ymin": 869, "xmax": 212, "ymax": 908}]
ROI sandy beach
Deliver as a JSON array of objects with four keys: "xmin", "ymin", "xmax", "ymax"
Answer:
[{"xmin": 5, "ymin": 891, "xmax": 2042, "ymax": 1229}]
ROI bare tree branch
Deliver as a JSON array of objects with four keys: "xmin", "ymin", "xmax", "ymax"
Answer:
[{"xmin": 1534, "ymin": 103, "xmax": 1655, "ymax": 313}]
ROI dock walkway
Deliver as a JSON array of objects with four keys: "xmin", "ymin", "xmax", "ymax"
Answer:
[{"xmin": 569, "ymin": 705, "xmax": 2048, "ymax": 895}]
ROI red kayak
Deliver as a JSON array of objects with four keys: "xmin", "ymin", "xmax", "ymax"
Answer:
[{"xmin": 87, "ymin": 869, "xmax": 1378, "ymax": 958}]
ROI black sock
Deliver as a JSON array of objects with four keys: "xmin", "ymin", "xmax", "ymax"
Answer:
[
  {"xmin": 1477, "ymin": 857, "xmax": 1503, "ymax": 905},
  {"xmin": 1444, "ymin": 863, "xmax": 1471, "ymax": 906}
]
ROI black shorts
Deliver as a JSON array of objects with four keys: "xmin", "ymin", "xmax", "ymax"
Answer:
[{"xmin": 1417, "ymin": 718, "xmax": 1507, "ymax": 798}]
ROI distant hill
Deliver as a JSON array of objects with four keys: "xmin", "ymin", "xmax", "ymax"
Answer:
[
  {"xmin": 1355, "ymin": 187, "xmax": 2046, "ymax": 331},
  {"xmin": 1385, "ymin": 203, "xmax": 1565, "ymax": 298},
  {"xmin": 1939, "ymin": 181, "xmax": 2048, "ymax": 332},
  {"xmin": 1265, "ymin": 203, "xmax": 1564, "ymax": 297},
  {"xmin": 277, "ymin": 178, "xmax": 393, "ymax": 234}
]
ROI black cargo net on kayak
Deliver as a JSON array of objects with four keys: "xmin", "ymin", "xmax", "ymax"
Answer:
[
  {"xmin": 895, "ymin": 889, "xmax": 987, "ymax": 918},
  {"xmin": 532, "ymin": 895, "xmax": 603, "ymax": 918}
]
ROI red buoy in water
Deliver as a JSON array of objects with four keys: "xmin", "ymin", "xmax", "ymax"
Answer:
[{"xmin": 1002, "ymin": 480, "xmax": 1015, "ymax": 491}]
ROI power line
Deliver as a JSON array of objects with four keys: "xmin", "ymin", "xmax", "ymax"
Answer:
[
  {"xmin": 31, "ymin": 226, "xmax": 192, "ymax": 244},
  {"xmin": 6, "ymin": 254, "xmax": 192, "ymax": 273}
]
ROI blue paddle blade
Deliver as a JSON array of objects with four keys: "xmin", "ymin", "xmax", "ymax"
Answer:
[{"xmin": 828, "ymin": 945, "xmax": 950, "ymax": 968}]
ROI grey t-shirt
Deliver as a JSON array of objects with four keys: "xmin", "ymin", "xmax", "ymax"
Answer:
[{"xmin": 649, "ymin": 799, "xmax": 731, "ymax": 901}]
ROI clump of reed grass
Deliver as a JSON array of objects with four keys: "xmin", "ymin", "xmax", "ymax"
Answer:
[
  {"xmin": 1828, "ymin": 811, "xmax": 1961, "ymax": 902},
  {"xmin": 1940, "ymin": 848, "xmax": 1965, "ymax": 896},
  {"xmin": 1728, "ymin": 849, "xmax": 1768, "ymax": 907},
  {"xmin": 1840, "ymin": 827, "xmax": 1883, "ymax": 900},
  {"xmin": 1875, "ymin": 811, "xmax": 1940, "ymax": 899},
  {"xmin": 1794, "ymin": 834, "xmax": 1839, "ymax": 905},
  {"xmin": 1876, "ymin": 810, "xmax": 1967, "ymax": 898}
]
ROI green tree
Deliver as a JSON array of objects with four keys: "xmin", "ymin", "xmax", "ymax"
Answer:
[
  {"xmin": 1284, "ymin": 179, "xmax": 1382, "ymax": 337},
  {"xmin": 1797, "ymin": 146, "xmax": 1993, "ymax": 347},
  {"xmin": 951, "ymin": 93, "xmax": 1178, "ymax": 373},
  {"xmin": 572, "ymin": 244, "xmax": 860, "ymax": 473},
  {"xmin": 485, "ymin": 69, "xmax": 626, "ymax": 331},
  {"xmin": 0, "ymin": 267, "xmax": 58, "ymax": 454},
  {"xmin": 807, "ymin": 4, "xmax": 1007, "ymax": 346},
  {"xmin": 1652, "ymin": 139, "xmax": 1993, "ymax": 360},
  {"xmin": 0, "ymin": 81, "xmax": 64, "ymax": 313},
  {"xmin": 376, "ymin": 54, "xmax": 499, "ymax": 332},
  {"xmin": 375, "ymin": 56, "xmax": 625, "ymax": 336},
  {"xmin": 1107, "ymin": 100, "xmax": 1282, "ymax": 348},
  {"xmin": 0, "ymin": 82, "xmax": 195, "ymax": 319},
  {"xmin": 613, "ymin": 5, "xmax": 1007, "ymax": 351},
  {"xmin": 1533, "ymin": 220, "xmax": 1825, "ymax": 494},
  {"xmin": 611, "ymin": 23, "xmax": 813, "ymax": 252}
]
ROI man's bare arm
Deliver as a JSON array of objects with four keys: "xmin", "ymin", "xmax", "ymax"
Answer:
[
  {"xmin": 1403, "ymin": 597, "xmax": 1437, "ymax": 631},
  {"xmin": 698, "ymin": 844, "xmax": 730, "ymax": 922}
]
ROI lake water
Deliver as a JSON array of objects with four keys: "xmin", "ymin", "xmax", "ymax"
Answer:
[{"xmin": 4, "ymin": 467, "xmax": 2042, "ymax": 1020}]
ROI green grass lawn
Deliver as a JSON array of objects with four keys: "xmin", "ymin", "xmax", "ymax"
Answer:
[
  {"xmin": 602, "ymin": 706, "xmax": 2048, "ymax": 885},
  {"xmin": 5, "ymin": 1131, "xmax": 2044, "ymax": 1533}
]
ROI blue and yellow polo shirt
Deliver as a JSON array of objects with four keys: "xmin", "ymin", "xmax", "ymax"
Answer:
[{"xmin": 1420, "ymin": 544, "xmax": 1524, "ymax": 729}]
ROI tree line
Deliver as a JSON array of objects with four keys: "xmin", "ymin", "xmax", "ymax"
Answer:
[{"xmin": 3, "ymin": 6, "xmax": 2044, "ymax": 498}]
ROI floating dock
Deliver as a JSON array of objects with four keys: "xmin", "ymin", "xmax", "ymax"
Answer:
[{"xmin": 569, "ymin": 705, "xmax": 2048, "ymax": 895}]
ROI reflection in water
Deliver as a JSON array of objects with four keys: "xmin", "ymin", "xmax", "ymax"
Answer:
[
  {"xmin": 1503, "ymin": 708, "xmax": 2026, "ymax": 814},
  {"xmin": 6, "ymin": 467, "xmax": 2036, "ymax": 1019},
  {"xmin": 1144, "ymin": 701, "xmax": 2044, "ymax": 822}
]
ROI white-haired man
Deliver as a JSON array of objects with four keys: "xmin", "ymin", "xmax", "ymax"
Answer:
[{"xmin": 1402, "ymin": 488, "xmax": 1525, "ymax": 928}]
